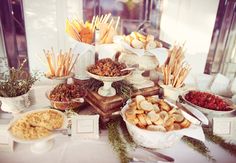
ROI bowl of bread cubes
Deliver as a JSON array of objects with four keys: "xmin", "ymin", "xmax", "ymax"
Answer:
[{"xmin": 121, "ymin": 95, "xmax": 200, "ymax": 149}]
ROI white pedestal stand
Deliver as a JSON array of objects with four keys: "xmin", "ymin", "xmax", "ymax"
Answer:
[
  {"xmin": 98, "ymin": 81, "xmax": 116, "ymax": 97},
  {"xmin": 126, "ymin": 69, "xmax": 154, "ymax": 89},
  {"xmin": 30, "ymin": 139, "xmax": 54, "ymax": 154}
]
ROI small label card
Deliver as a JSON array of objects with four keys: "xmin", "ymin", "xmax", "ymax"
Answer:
[
  {"xmin": 0, "ymin": 118, "xmax": 14, "ymax": 152},
  {"xmin": 71, "ymin": 115, "xmax": 99, "ymax": 139},
  {"xmin": 213, "ymin": 117, "xmax": 236, "ymax": 140}
]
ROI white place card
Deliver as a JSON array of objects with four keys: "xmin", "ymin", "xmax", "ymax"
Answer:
[
  {"xmin": 213, "ymin": 117, "xmax": 236, "ymax": 140},
  {"xmin": 0, "ymin": 118, "xmax": 14, "ymax": 152},
  {"xmin": 71, "ymin": 115, "xmax": 99, "ymax": 139}
]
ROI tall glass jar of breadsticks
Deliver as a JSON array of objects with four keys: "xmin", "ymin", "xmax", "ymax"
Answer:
[{"xmin": 157, "ymin": 44, "xmax": 191, "ymax": 100}]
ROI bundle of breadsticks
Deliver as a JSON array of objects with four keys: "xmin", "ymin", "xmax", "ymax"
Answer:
[
  {"xmin": 66, "ymin": 18, "xmax": 93, "ymax": 44},
  {"xmin": 44, "ymin": 48, "xmax": 78, "ymax": 78},
  {"xmin": 66, "ymin": 13, "xmax": 119, "ymax": 44},
  {"xmin": 95, "ymin": 14, "xmax": 119, "ymax": 44},
  {"xmin": 161, "ymin": 44, "xmax": 191, "ymax": 88},
  {"xmin": 123, "ymin": 32, "xmax": 162, "ymax": 50}
]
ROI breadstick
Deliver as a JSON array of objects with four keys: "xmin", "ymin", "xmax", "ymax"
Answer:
[
  {"xmin": 51, "ymin": 47, "xmax": 56, "ymax": 72},
  {"xmin": 162, "ymin": 66, "xmax": 166, "ymax": 85},
  {"xmin": 100, "ymin": 21, "xmax": 113, "ymax": 44},
  {"xmin": 44, "ymin": 50, "xmax": 55, "ymax": 76},
  {"xmin": 90, "ymin": 16, "xmax": 95, "ymax": 30},
  {"xmin": 94, "ymin": 16, "xmax": 99, "ymax": 28},
  {"xmin": 99, "ymin": 15, "xmax": 104, "ymax": 24},
  {"xmin": 49, "ymin": 53, "xmax": 55, "ymax": 75},
  {"xmin": 166, "ymin": 66, "xmax": 169, "ymax": 85},
  {"xmin": 161, "ymin": 66, "xmax": 165, "ymax": 85},
  {"xmin": 68, "ymin": 52, "xmax": 80, "ymax": 74},
  {"xmin": 164, "ymin": 66, "xmax": 167, "ymax": 85},
  {"xmin": 176, "ymin": 67, "xmax": 190, "ymax": 88},
  {"xmin": 104, "ymin": 27, "xmax": 115, "ymax": 43},
  {"xmin": 45, "ymin": 55, "xmax": 53, "ymax": 76},
  {"xmin": 108, "ymin": 19, "xmax": 113, "ymax": 28},
  {"xmin": 66, "ymin": 19, "xmax": 81, "ymax": 41},
  {"xmin": 115, "ymin": 16, "xmax": 120, "ymax": 31},
  {"xmin": 65, "ymin": 48, "xmax": 72, "ymax": 75},
  {"xmin": 168, "ymin": 46, "xmax": 177, "ymax": 66},
  {"xmin": 91, "ymin": 16, "xmax": 95, "ymax": 25},
  {"xmin": 64, "ymin": 54, "xmax": 68, "ymax": 75},
  {"xmin": 175, "ymin": 69, "xmax": 185, "ymax": 88},
  {"xmin": 168, "ymin": 65, "xmax": 171, "ymax": 85},
  {"xmin": 101, "ymin": 14, "xmax": 107, "ymax": 23},
  {"xmin": 104, "ymin": 13, "xmax": 111, "ymax": 23},
  {"xmin": 172, "ymin": 66, "xmax": 182, "ymax": 87}
]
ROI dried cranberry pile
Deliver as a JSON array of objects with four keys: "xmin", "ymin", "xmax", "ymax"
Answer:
[
  {"xmin": 185, "ymin": 91, "xmax": 231, "ymax": 111},
  {"xmin": 49, "ymin": 83, "xmax": 85, "ymax": 102}
]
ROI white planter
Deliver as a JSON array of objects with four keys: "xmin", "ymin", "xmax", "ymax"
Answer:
[
  {"xmin": 158, "ymin": 81, "xmax": 189, "ymax": 101},
  {"xmin": 0, "ymin": 91, "xmax": 30, "ymax": 114}
]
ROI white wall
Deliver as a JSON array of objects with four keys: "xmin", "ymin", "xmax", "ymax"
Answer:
[
  {"xmin": 23, "ymin": 0, "xmax": 83, "ymax": 72},
  {"xmin": 23, "ymin": 0, "xmax": 219, "ymax": 75},
  {"xmin": 160, "ymin": 0, "xmax": 219, "ymax": 74}
]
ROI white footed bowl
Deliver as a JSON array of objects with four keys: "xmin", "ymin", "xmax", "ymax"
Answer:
[
  {"xmin": 8, "ymin": 108, "xmax": 67, "ymax": 153},
  {"xmin": 86, "ymin": 71, "xmax": 131, "ymax": 97}
]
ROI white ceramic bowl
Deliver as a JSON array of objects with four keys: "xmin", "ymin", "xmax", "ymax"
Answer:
[
  {"xmin": 45, "ymin": 89, "xmax": 85, "ymax": 110},
  {"xmin": 8, "ymin": 108, "xmax": 67, "ymax": 153},
  {"xmin": 182, "ymin": 91, "xmax": 236, "ymax": 116},
  {"xmin": 121, "ymin": 106, "xmax": 181, "ymax": 149},
  {"xmin": 86, "ymin": 71, "xmax": 131, "ymax": 82},
  {"xmin": 121, "ymin": 99, "xmax": 203, "ymax": 149},
  {"xmin": 8, "ymin": 108, "xmax": 67, "ymax": 143}
]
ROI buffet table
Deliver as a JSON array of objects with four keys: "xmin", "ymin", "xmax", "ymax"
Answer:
[{"xmin": 0, "ymin": 85, "xmax": 236, "ymax": 163}]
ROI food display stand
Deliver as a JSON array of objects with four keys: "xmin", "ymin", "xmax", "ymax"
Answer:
[{"xmin": 0, "ymin": 4, "xmax": 236, "ymax": 163}]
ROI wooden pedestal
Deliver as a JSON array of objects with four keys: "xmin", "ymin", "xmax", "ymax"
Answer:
[{"xmin": 85, "ymin": 85, "xmax": 160, "ymax": 123}]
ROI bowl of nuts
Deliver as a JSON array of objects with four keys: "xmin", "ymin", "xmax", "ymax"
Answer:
[
  {"xmin": 46, "ymin": 83, "xmax": 86, "ymax": 110},
  {"xmin": 87, "ymin": 58, "xmax": 132, "ymax": 97}
]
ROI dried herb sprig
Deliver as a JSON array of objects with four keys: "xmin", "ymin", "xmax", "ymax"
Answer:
[
  {"xmin": 203, "ymin": 127, "xmax": 236, "ymax": 157},
  {"xmin": 119, "ymin": 117, "xmax": 137, "ymax": 148},
  {"xmin": 113, "ymin": 80, "xmax": 137, "ymax": 100},
  {"xmin": 0, "ymin": 59, "xmax": 40, "ymax": 97},
  {"xmin": 107, "ymin": 119, "xmax": 131, "ymax": 163},
  {"xmin": 82, "ymin": 78, "xmax": 103, "ymax": 91},
  {"xmin": 182, "ymin": 136, "xmax": 215, "ymax": 161}
]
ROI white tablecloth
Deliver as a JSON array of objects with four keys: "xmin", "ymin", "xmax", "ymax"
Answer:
[{"xmin": 0, "ymin": 85, "xmax": 236, "ymax": 163}]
